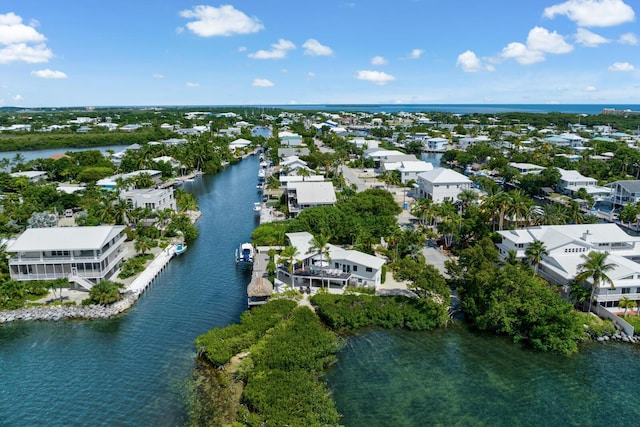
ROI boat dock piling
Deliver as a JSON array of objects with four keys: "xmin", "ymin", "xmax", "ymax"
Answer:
[{"xmin": 125, "ymin": 245, "xmax": 177, "ymax": 297}]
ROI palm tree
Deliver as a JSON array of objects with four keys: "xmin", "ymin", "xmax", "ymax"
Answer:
[
  {"xmin": 525, "ymin": 240, "xmax": 548, "ymax": 274},
  {"xmin": 279, "ymin": 245, "xmax": 300, "ymax": 276},
  {"xmin": 618, "ymin": 296, "xmax": 637, "ymax": 317},
  {"xmin": 307, "ymin": 234, "xmax": 332, "ymax": 288},
  {"xmin": 134, "ymin": 237, "xmax": 153, "ymax": 256},
  {"xmin": 506, "ymin": 190, "xmax": 531, "ymax": 228},
  {"xmin": 500, "ymin": 249, "xmax": 519, "ymax": 266},
  {"xmin": 576, "ymin": 251, "xmax": 616, "ymax": 314},
  {"xmin": 569, "ymin": 280, "xmax": 591, "ymax": 309}
]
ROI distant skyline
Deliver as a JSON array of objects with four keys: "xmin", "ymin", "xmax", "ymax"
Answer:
[{"xmin": 1, "ymin": 0, "xmax": 638, "ymax": 107}]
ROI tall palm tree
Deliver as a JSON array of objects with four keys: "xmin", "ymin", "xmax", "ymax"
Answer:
[
  {"xmin": 307, "ymin": 234, "xmax": 332, "ymax": 288},
  {"xmin": 279, "ymin": 245, "xmax": 300, "ymax": 275},
  {"xmin": 618, "ymin": 296, "xmax": 637, "ymax": 317},
  {"xmin": 576, "ymin": 251, "xmax": 615, "ymax": 314},
  {"xmin": 506, "ymin": 190, "xmax": 531, "ymax": 228},
  {"xmin": 525, "ymin": 240, "xmax": 548, "ymax": 274}
]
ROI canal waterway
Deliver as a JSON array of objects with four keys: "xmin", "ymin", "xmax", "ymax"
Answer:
[
  {"xmin": 0, "ymin": 155, "xmax": 261, "ymax": 426},
  {"xmin": 0, "ymin": 145, "xmax": 130, "ymax": 164}
]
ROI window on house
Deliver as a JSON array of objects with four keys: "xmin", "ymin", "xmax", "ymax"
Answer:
[
  {"xmin": 353, "ymin": 265, "xmax": 357, "ymax": 272},
  {"xmin": 366, "ymin": 267, "xmax": 373, "ymax": 272},
  {"xmin": 622, "ymin": 288, "xmax": 631, "ymax": 294}
]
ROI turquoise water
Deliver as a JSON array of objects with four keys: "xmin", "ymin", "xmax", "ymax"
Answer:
[
  {"xmin": 326, "ymin": 323, "xmax": 640, "ymax": 426},
  {"xmin": 0, "ymin": 155, "xmax": 261, "ymax": 426}
]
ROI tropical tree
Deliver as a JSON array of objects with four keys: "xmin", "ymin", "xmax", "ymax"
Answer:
[
  {"xmin": 307, "ymin": 234, "xmax": 332, "ymax": 288},
  {"xmin": 88, "ymin": 280, "xmax": 124, "ymax": 305},
  {"xmin": 618, "ymin": 296, "xmax": 637, "ymax": 317},
  {"xmin": 576, "ymin": 251, "xmax": 615, "ymax": 314},
  {"xmin": 569, "ymin": 281, "xmax": 591, "ymax": 310},
  {"xmin": 134, "ymin": 236, "xmax": 153, "ymax": 255},
  {"xmin": 279, "ymin": 245, "xmax": 300, "ymax": 275},
  {"xmin": 525, "ymin": 240, "xmax": 548, "ymax": 274}
]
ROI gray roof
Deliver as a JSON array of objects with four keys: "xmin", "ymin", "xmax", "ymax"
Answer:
[
  {"xmin": 6, "ymin": 226, "xmax": 126, "ymax": 252},
  {"xmin": 608, "ymin": 180, "xmax": 640, "ymax": 193},
  {"xmin": 289, "ymin": 181, "xmax": 337, "ymax": 205}
]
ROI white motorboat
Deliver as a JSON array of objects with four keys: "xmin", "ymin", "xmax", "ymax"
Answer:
[
  {"xmin": 253, "ymin": 202, "xmax": 262, "ymax": 213},
  {"xmin": 235, "ymin": 242, "xmax": 255, "ymax": 264}
]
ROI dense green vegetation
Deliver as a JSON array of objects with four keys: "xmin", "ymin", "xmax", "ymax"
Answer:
[
  {"xmin": 311, "ymin": 293, "xmax": 449, "ymax": 331},
  {"xmin": 0, "ymin": 280, "xmax": 49, "ymax": 309},
  {"xmin": 447, "ymin": 238, "xmax": 586, "ymax": 354}
]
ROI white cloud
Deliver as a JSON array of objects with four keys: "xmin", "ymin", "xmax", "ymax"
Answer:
[
  {"xmin": 0, "ymin": 43, "xmax": 52, "ymax": 63},
  {"xmin": 152, "ymin": 73, "xmax": 165, "ymax": 78},
  {"xmin": 584, "ymin": 85, "xmax": 598, "ymax": 92},
  {"xmin": 252, "ymin": 78, "xmax": 274, "ymax": 87},
  {"xmin": 302, "ymin": 39, "xmax": 333, "ymax": 56},
  {"xmin": 499, "ymin": 27, "xmax": 572, "ymax": 65},
  {"xmin": 0, "ymin": 13, "xmax": 53, "ymax": 64},
  {"xmin": 608, "ymin": 61, "xmax": 635, "ymax": 71},
  {"xmin": 185, "ymin": 81, "xmax": 199, "ymax": 87},
  {"xmin": 249, "ymin": 39, "xmax": 296, "ymax": 59},
  {"xmin": 527, "ymin": 27, "xmax": 573, "ymax": 54},
  {"xmin": 306, "ymin": 72, "xmax": 315, "ymax": 80},
  {"xmin": 575, "ymin": 28, "xmax": 610, "ymax": 46},
  {"xmin": 0, "ymin": 12, "xmax": 46, "ymax": 44},
  {"xmin": 619, "ymin": 32, "xmax": 638, "ymax": 45},
  {"xmin": 543, "ymin": 0, "xmax": 635, "ymax": 27},
  {"xmin": 456, "ymin": 50, "xmax": 485, "ymax": 72},
  {"xmin": 500, "ymin": 42, "xmax": 546, "ymax": 64},
  {"xmin": 179, "ymin": 5, "xmax": 263, "ymax": 37},
  {"xmin": 31, "ymin": 69, "xmax": 67, "ymax": 79},
  {"xmin": 238, "ymin": 46, "xmax": 247, "ymax": 52},
  {"xmin": 409, "ymin": 49, "xmax": 424, "ymax": 59},
  {"xmin": 12, "ymin": 94, "xmax": 23, "ymax": 102},
  {"xmin": 355, "ymin": 70, "xmax": 395, "ymax": 85},
  {"xmin": 371, "ymin": 56, "xmax": 387, "ymax": 65}
]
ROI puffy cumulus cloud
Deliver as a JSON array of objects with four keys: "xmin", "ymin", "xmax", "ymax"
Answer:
[
  {"xmin": 302, "ymin": 39, "xmax": 333, "ymax": 56},
  {"xmin": 12, "ymin": 94, "xmax": 23, "ymax": 102},
  {"xmin": 456, "ymin": 50, "xmax": 482, "ymax": 71},
  {"xmin": 543, "ymin": 0, "xmax": 635, "ymax": 27},
  {"xmin": 252, "ymin": 78, "xmax": 274, "ymax": 87},
  {"xmin": 499, "ymin": 27, "xmax": 572, "ymax": 65},
  {"xmin": 185, "ymin": 81, "xmax": 199, "ymax": 87},
  {"xmin": 0, "ymin": 12, "xmax": 53, "ymax": 64},
  {"xmin": 409, "ymin": 49, "xmax": 424, "ymax": 59},
  {"xmin": 179, "ymin": 5, "xmax": 263, "ymax": 37},
  {"xmin": 456, "ymin": 50, "xmax": 485, "ymax": 72},
  {"xmin": 0, "ymin": 43, "xmax": 52, "ymax": 63},
  {"xmin": 249, "ymin": 39, "xmax": 295, "ymax": 59},
  {"xmin": 371, "ymin": 55, "xmax": 387, "ymax": 65},
  {"xmin": 608, "ymin": 61, "xmax": 635, "ymax": 71},
  {"xmin": 500, "ymin": 42, "xmax": 545, "ymax": 64},
  {"xmin": 527, "ymin": 27, "xmax": 573, "ymax": 54},
  {"xmin": 31, "ymin": 69, "xmax": 67, "ymax": 79},
  {"xmin": 619, "ymin": 32, "xmax": 638, "ymax": 45},
  {"xmin": 575, "ymin": 28, "xmax": 610, "ymax": 46},
  {"xmin": 0, "ymin": 12, "xmax": 46, "ymax": 45},
  {"xmin": 355, "ymin": 70, "xmax": 395, "ymax": 85}
]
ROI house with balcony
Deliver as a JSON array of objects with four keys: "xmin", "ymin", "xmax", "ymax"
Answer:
[
  {"xmin": 496, "ymin": 223, "xmax": 640, "ymax": 310},
  {"xmin": 286, "ymin": 181, "xmax": 336, "ymax": 217},
  {"xmin": 279, "ymin": 131, "xmax": 303, "ymax": 147},
  {"xmin": 120, "ymin": 188, "xmax": 176, "ymax": 212},
  {"xmin": 606, "ymin": 180, "xmax": 640, "ymax": 207},
  {"xmin": 5, "ymin": 225, "xmax": 128, "ymax": 290},
  {"xmin": 276, "ymin": 232, "xmax": 386, "ymax": 290},
  {"xmin": 416, "ymin": 168, "xmax": 472, "ymax": 203},
  {"xmin": 556, "ymin": 168, "xmax": 611, "ymax": 200}
]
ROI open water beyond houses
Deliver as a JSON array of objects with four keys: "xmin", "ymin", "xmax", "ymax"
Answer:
[{"xmin": 2, "ymin": 155, "xmax": 640, "ymax": 426}]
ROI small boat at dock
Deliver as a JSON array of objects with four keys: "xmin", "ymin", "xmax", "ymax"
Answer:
[
  {"xmin": 253, "ymin": 202, "xmax": 262, "ymax": 213},
  {"xmin": 235, "ymin": 242, "xmax": 255, "ymax": 264},
  {"xmin": 174, "ymin": 244, "xmax": 187, "ymax": 256}
]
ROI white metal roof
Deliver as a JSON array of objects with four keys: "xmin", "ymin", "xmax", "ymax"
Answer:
[
  {"xmin": 289, "ymin": 181, "xmax": 337, "ymax": 205},
  {"xmin": 417, "ymin": 168, "xmax": 471, "ymax": 184},
  {"xmin": 6, "ymin": 225, "xmax": 126, "ymax": 252}
]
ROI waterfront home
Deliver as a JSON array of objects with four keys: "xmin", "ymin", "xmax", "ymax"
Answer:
[
  {"xmin": 496, "ymin": 223, "xmax": 640, "ymax": 310},
  {"xmin": 286, "ymin": 181, "xmax": 337, "ymax": 217},
  {"xmin": 279, "ymin": 131, "xmax": 303, "ymax": 147},
  {"xmin": 606, "ymin": 180, "xmax": 640, "ymax": 207},
  {"xmin": 120, "ymin": 188, "xmax": 176, "ymax": 212},
  {"xmin": 556, "ymin": 168, "xmax": 611, "ymax": 199},
  {"xmin": 278, "ymin": 147, "xmax": 310, "ymax": 158},
  {"xmin": 96, "ymin": 170, "xmax": 162, "ymax": 190},
  {"xmin": 279, "ymin": 156, "xmax": 309, "ymax": 175},
  {"xmin": 278, "ymin": 175, "xmax": 324, "ymax": 188},
  {"xmin": 5, "ymin": 225, "xmax": 128, "ymax": 290},
  {"xmin": 10, "ymin": 171, "xmax": 48, "ymax": 183},
  {"xmin": 277, "ymin": 232, "xmax": 386, "ymax": 289},
  {"xmin": 228, "ymin": 138, "xmax": 252, "ymax": 152},
  {"xmin": 416, "ymin": 168, "xmax": 472, "ymax": 203},
  {"xmin": 423, "ymin": 137, "xmax": 449, "ymax": 151}
]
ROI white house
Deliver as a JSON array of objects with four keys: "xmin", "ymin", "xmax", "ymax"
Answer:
[
  {"xmin": 5, "ymin": 225, "xmax": 128, "ymax": 289},
  {"xmin": 96, "ymin": 170, "xmax": 162, "ymax": 190},
  {"xmin": 509, "ymin": 162, "xmax": 545, "ymax": 175},
  {"xmin": 277, "ymin": 231, "xmax": 386, "ymax": 289},
  {"xmin": 279, "ymin": 131, "xmax": 303, "ymax": 147},
  {"xmin": 10, "ymin": 171, "xmax": 48, "ymax": 182},
  {"xmin": 395, "ymin": 160, "xmax": 434, "ymax": 183},
  {"xmin": 423, "ymin": 137, "xmax": 449, "ymax": 151},
  {"xmin": 286, "ymin": 181, "xmax": 337, "ymax": 217},
  {"xmin": 606, "ymin": 180, "xmax": 640, "ymax": 207},
  {"xmin": 416, "ymin": 168, "xmax": 472, "ymax": 203},
  {"xmin": 556, "ymin": 168, "xmax": 611, "ymax": 199},
  {"xmin": 228, "ymin": 138, "xmax": 252, "ymax": 152},
  {"xmin": 120, "ymin": 188, "xmax": 176, "ymax": 212},
  {"xmin": 497, "ymin": 223, "xmax": 640, "ymax": 310}
]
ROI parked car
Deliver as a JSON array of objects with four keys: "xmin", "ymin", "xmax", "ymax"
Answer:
[{"xmin": 64, "ymin": 209, "xmax": 73, "ymax": 217}]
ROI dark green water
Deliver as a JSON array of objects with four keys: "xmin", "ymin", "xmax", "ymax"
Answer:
[{"xmin": 326, "ymin": 322, "xmax": 640, "ymax": 426}]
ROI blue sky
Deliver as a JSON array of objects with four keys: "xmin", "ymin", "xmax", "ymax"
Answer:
[{"xmin": 0, "ymin": 0, "xmax": 638, "ymax": 107}]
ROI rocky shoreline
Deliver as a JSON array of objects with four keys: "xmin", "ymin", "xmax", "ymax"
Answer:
[{"xmin": 0, "ymin": 294, "xmax": 139, "ymax": 323}]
